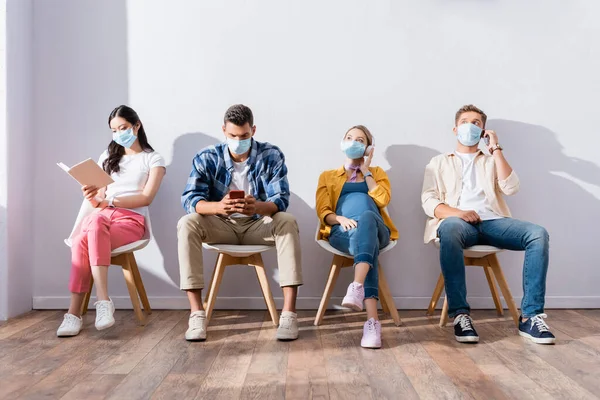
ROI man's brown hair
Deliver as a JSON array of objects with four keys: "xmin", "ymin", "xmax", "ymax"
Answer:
[{"xmin": 455, "ymin": 104, "xmax": 487, "ymax": 127}]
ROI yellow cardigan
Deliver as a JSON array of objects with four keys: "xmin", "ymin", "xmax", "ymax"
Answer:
[{"xmin": 315, "ymin": 166, "xmax": 399, "ymax": 240}]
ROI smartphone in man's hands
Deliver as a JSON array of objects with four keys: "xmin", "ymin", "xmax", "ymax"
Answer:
[{"xmin": 229, "ymin": 190, "xmax": 245, "ymax": 199}]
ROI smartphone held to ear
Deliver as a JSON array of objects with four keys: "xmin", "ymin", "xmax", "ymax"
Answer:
[
  {"xmin": 229, "ymin": 190, "xmax": 245, "ymax": 199},
  {"xmin": 481, "ymin": 132, "xmax": 490, "ymax": 146}
]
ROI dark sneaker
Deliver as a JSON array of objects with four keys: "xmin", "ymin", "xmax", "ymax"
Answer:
[
  {"xmin": 453, "ymin": 314, "xmax": 479, "ymax": 343},
  {"xmin": 519, "ymin": 314, "xmax": 556, "ymax": 344}
]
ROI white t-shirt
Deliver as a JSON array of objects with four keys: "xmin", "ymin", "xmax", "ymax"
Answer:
[
  {"xmin": 455, "ymin": 151, "xmax": 501, "ymax": 221},
  {"xmin": 228, "ymin": 160, "xmax": 250, "ymax": 218},
  {"xmin": 98, "ymin": 150, "xmax": 166, "ymax": 218}
]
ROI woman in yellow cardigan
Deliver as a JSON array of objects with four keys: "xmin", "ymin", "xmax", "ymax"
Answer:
[{"xmin": 316, "ymin": 125, "xmax": 398, "ymax": 348}]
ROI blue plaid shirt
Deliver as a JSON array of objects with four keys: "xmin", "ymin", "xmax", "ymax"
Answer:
[{"xmin": 182, "ymin": 140, "xmax": 290, "ymax": 215}]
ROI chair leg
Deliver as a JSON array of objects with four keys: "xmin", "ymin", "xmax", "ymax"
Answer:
[
  {"xmin": 120, "ymin": 255, "xmax": 146, "ymax": 325},
  {"xmin": 488, "ymin": 254, "xmax": 520, "ymax": 327},
  {"xmin": 129, "ymin": 253, "xmax": 152, "ymax": 315},
  {"xmin": 203, "ymin": 253, "xmax": 221, "ymax": 310},
  {"xmin": 427, "ymin": 273, "xmax": 445, "ymax": 316},
  {"xmin": 378, "ymin": 263, "xmax": 401, "ymax": 326},
  {"xmin": 380, "ymin": 290, "xmax": 390, "ymax": 314},
  {"xmin": 81, "ymin": 276, "xmax": 94, "ymax": 316},
  {"xmin": 251, "ymin": 254, "xmax": 279, "ymax": 326},
  {"xmin": 314, "ymin": 255, "xmax": 344, "ymax": 326},
  {"xmin": 482, "ymin": 257, "xmax": 503, "ymax": 316},
  {"xmin": 205, "ymin": 253, "xmax": 229, "ymax": 321},
  {"xmin": 439, "ymin": 295, "xmax": 449, "ymax": 327}
]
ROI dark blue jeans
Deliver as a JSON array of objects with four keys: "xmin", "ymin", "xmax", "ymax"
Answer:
[
  {"xmin": 329, "ymin": 210, "xmax": 391, "ymax": 299},
  {"xmin": 437, "ymin": 217, "xmax": 549, "ymax": 318}
]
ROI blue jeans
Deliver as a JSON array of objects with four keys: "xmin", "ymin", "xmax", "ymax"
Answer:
[
  {"xmin": 437, "ymin": 217, "xmax": 549, "ymax": 318},
  {"xmin": 329, "ymin": 210, "xmax": 391, "ymax": 299}
]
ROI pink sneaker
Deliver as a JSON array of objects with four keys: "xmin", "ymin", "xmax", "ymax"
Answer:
[
  {"xmin": 361, "ymin": 318, "xmax": 382, "ymax": 349},
  {"xmin": 341, "ymin": 282, "xmax": 365, "ymax": 311}
]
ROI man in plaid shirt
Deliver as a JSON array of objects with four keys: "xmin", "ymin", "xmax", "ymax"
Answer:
[{"xmin": 178, "ymin": 104, "xmax": 303, "ymax": 342}]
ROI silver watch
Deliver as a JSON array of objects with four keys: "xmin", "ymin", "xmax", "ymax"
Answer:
[{"xmin": 108, "ymin": 197, "xmax": 114, "ymax": 207}]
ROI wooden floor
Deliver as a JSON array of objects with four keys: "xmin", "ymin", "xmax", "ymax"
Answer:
[{"xmin": 1, "ymin": 309, "xmax": 600, "ymax": 400}]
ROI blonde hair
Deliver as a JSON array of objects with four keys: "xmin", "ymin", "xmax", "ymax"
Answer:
[
  {"xmin": 455, "ymin": 104, "xmax": 487, "ymax": 127},
  {"xmin": 345, "ymin": 125, "xmax": 374, "ymax": 146}
]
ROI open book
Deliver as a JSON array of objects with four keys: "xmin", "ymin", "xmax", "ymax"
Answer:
[{"xmin": 57, "ymin": 158, "xmax": 114, "ymax": 188}]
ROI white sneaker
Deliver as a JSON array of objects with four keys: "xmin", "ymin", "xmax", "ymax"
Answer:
[
  {"xmin": 57, "ymin": 313, "xmax": 83, "ymax": 337},
  {"xmin": 361, "ymin": 318, "xmax": 382, "ymax": 349},
  {"xmin": 185, "ymin": 311, "xmax": 207, "ymax": 341},
  {"xmin": 94, "ymin": 298, "xmax": 115, "ymax": 330},
  {"xmin": 341, "ymin": 282, "xmax": 365, "ymax": 311},
  {"xmin": 276, "ymin": 311, "xmax": 299, "ymax": 340}
]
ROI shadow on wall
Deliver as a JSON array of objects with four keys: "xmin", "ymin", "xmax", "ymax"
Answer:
[
  {"xmin": 150, "ymin": 133, "xmax": 219, "ymax": 289},
  {"xmin": 383, "ymin": 145, "xmax": 442, "ymax": 303},
  {"xmin": 487, "ymin": 119, "xmax": 600, "ymax": 293}
]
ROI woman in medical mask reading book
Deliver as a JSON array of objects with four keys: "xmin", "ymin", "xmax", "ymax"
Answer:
[
  {"xmin": 57, "ymin": 105, "xmax": 166, "ymax": 337},
  {"xmin": 315, "ymin": 125, "xmax": 398, "ymax": 349}
]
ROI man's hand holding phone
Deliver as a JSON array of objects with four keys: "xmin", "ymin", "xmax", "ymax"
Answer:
[
  {"xmin": 216, "ymin": 191, "xmax": 246, "ymax": 216},
  {"xmin": 482, "ymin": 130, "xmax": 498, "ymax": 152}
]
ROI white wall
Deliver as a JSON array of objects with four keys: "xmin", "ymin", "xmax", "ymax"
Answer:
[
  {"xmin": 32, "ymin": 0, "xmax": 600, "ymax": 310},
  {"xmin": 0, "ymin": 0, "xmax": 8, "ymax": 320},
  {"xmin": 0, "ymin": 0, "xmax": 34, "ymax": 320}
]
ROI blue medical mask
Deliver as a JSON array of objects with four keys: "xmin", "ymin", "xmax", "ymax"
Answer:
[
  {"xmin": 112, "ymin": 127, "xmax": 137, "ymax": 148},
  {"xmin": 227, "ymin": 137, "xmax": 252, "ymax": 155},
  {"xmin": 456, "ymin": 123, "xmax": 483, "ymax": 147},
  {"xmin": 340, "ymin": 140, "xmax": 367, "ymax": 159}
]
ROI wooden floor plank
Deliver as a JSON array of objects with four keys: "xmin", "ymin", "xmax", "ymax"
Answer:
[
  {"xmin": 19, "ymin": 312, "xmax": 146, "ymax": 399},
  {"xmin": 240, "ymin": 314, "xmax": 290, "ymax": 400},
  {"xmin": 383, "ymin": 310, "xmax": 464, "ymax": 399},
  {"xmin": 195, "ymin": 311, "xmax": 265, "ymax": 400},
  {"xmin": 60, "ymin": 374, "xmax": 127, "ymax": 400},
  {"xmin": 285, "ymin": 311, "xmax": 329, "ymax": 400},
  {"xmin": 455, "ymin": 310, "xmax": 554, "ymax": 400},
  {"xmin": 92, "ymin": 310, "xmax": 181, "ymax": 375},
  {"xmin": 169, "ymin": 310, "xmax": 239, "ymax": 375},
  {"xmin": 0, "ymin": 374, "xmax": 46, "ymax": 399},
  {"xmin": 344, "ymin": 311, "xmax": 419, "ymax": 400},
  {"xmin": 105, "ymin": 311, "xmax": 188, "ymax": 400},
  {"xmin": 0, "ymin": 311, "xmax": 58, "ymax": 340},
  {"xmin": 319, "ymin": 311, "xmax": 373, "ymax": 400},
  {"xmin": 478, "ymin": 318, "xmax": 597, "ymax": 399},
  {"xmin": 151, "ymin": 374, "xmax": 204, "ymax": 399},
  {"xmin": 1, "ymin": 309, "xmax": 599, "ymax": 400}
]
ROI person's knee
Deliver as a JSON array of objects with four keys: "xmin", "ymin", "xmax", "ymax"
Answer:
[
  {"xmin": 528, "ymin": 225, "xmax": 549, "ymax": 246},
  {"xmin": 85, "ymin": 214, "xmax": 109, "ymax": 231},
  {"xmin": 272, "ymin": 212, "xmax": 299, "ymax": 233},
  {"xmin": 438, "ymin": 217, "xmax": 468, "ymax": 244},
  {"xmin": 177, "ymin": 213, "xmax": 205, "ymax": 239},
  {"xmin": 357, "ymin": 210, "xmax": 379, "ymax": 230}
]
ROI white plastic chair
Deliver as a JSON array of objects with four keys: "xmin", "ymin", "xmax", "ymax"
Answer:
[
  {"xmin": 65, "ymin": 201, "xmax": 152, "ymax": 325},
  {"xmin": 313, "ymin": 219, "xmax": 401, "ymax": 327},
  {"xmin": 426, "ymin": 239, "xmax": 520, "ymax": 327},
  {"xmin": 201, "ymin": 243, "xmax": 279, "ymax": 325}
]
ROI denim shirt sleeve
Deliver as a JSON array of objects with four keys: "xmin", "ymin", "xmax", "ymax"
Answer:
[
  {"xmin": 264, "ymin": 156, "xmax": 290, "ymax": 212},
  {"xmin": 181, "ymin": 153, "xmax": 212, "ymax": 214}
]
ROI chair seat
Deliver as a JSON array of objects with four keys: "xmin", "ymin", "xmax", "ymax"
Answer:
[
  {"xmin": 202, "ymin": 243, "xmax": 274, "ymax": 257},
  {"xmin": 64, "ymin": 238, "xmax": 150, "ymax": 257},
  {"xmin": 433, "ymin": 239, "xmax": 503, "ymax": 259},
  {"xmin": 317, "ymin": 239, "xmax": 397, "ymax": 258}
]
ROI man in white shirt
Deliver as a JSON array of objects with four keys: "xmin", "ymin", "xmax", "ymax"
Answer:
[{"xmin": 421, "ymin": 104, "xmax": 555, "ymax": 345}]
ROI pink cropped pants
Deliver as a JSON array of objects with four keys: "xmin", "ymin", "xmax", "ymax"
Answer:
[{"xmin": 69, "ymin": 208, "xmax": 145, "ymax": 293}]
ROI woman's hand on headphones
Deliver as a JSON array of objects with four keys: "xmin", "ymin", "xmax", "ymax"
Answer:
[{"xmin": 361, "ymin": 146, "xmax": 374, "ymax": 174}]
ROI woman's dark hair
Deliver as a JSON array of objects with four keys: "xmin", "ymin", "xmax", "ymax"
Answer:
[{"xmin": 104, "ymin": 105, "xmax": 154, "ymax": 175}]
